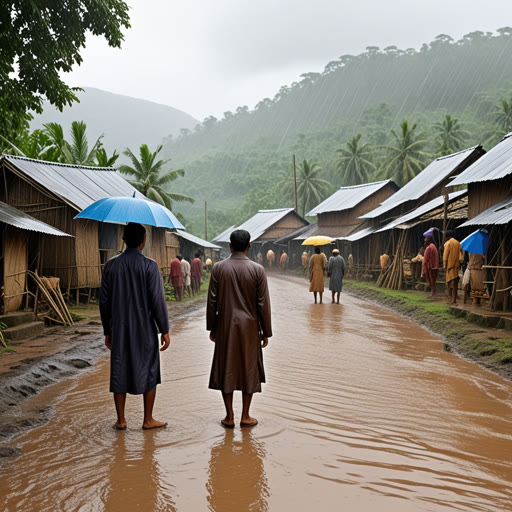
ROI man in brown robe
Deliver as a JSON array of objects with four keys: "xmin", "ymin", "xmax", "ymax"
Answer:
[
  {"xmin": 207, "ymin": 229, "xmax": 272, "ymax": 428},
  {"xmin": 309, "ymin": 246, "xmax": 326, "ymax": 304},
  {"xmin": 443, "ymin": 230, "xmax": 462, "ymax": 304}
]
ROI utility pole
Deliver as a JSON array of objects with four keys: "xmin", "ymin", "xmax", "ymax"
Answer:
[
  {"xmin": 292, "ymin": 153, "xmax": 298, "ymax": 213},
  {"xmin": 205, "ymin": 200, "xmax": 208, "ymax": 241}
]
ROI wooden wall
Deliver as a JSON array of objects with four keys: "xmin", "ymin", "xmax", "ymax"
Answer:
[
  {"xmin": 467, "ymin": 177, "xmax": 512, "ymax": 219},
  {"xmin": 262, "ymin": 212, "xmax": 308, "ymax": 240}
]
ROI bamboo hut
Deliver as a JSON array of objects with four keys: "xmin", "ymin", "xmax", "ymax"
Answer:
[
  {"xmin": 213, "ymin": 209, "xmax": 308, "ymax": 265},
  {"xmin": 349, "ymin": 145, "xmax": 485, "ymax": 274},
  {"xmin": 0, "ymin": 201, "xmax": 72, "ymax": 314},
  {"xmin": 450, "ymin": 133, "xmax": 512, "ymax": 310},
  {"xmin": 177, "ymin": 230, "xmax": 221, "ymax": 263},
  {"xmin": 0, "ymin": 155, "xmax": 172, "ymax": 300}
]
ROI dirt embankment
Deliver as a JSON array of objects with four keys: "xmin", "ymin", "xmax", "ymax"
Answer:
[
  {"xmin": 343, "ymin": 280, "xmax": 512, "ymax": 382},
  {"xmin": 0, "ymin": 297, "xmax": 206, "ymax": 447}
]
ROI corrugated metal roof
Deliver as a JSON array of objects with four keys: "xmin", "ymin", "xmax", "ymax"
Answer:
[
  {"xmin": 2, "ymin": 154, "xmax": 144, "ymax": 211},
  {"xmin": 361, "ymin": 145, "xmax": 482, "ymax": 219},
  {"xmin": 0, "ymin": 201, "xmax": 72, "ymax": 237},
  {"xmin": 459, "ymin": 195, "xmax": 512, "ymax": 227},
  {"xmin": 341, "ymin": 225, "xmax": 378, "ymax": 242},
  {"xmin": 307, "ymin": 180, "xmax": 396, "ymax": 216},
  {"xmin": 214, "ymin": 209, "xmax": 298, "ymax": 243},
  {"xmin": 177, "ymin": 230, "xmax": 221, "ymax": 249},
  {"xmin": 450, "ymin": 134, "xmax": 512, "ymax": 186},
  {"xmin": 377, "ymin": 190, "xmax": 467, "ymax": 232},
  {"xmin": 292, "ymin": 223, "xmax": 350, "ymax": 241},
  {"xmin": 212, "ymin": 225, "xmax": 237, "ymax": 243}
]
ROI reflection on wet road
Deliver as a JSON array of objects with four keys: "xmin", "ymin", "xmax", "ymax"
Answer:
[{"xmin": 1, "ymin": 274, "xmax": 512, "ymax": 511}]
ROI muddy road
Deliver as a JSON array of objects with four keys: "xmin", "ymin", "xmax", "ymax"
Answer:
[{"xmin": 1, "ymin": 274, "xmax": 512, "ymax": 511}]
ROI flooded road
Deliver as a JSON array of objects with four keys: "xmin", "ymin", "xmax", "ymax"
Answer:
[{"xmin": 1, "ymin": 274, "xmax": 512, "ymax": 511}]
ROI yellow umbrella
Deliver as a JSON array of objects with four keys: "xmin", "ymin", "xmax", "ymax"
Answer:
[{"xmin": 302, "ymin": 236, "xmax": 334, "ymax": 246}]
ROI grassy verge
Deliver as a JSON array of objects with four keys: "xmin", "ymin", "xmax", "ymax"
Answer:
[{"xmin": 344, "ymin": 280, "xmax": 512, "ymax": 376}]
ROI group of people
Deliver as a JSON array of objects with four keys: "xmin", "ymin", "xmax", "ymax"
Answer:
[
  {"xmin": 169, "ymin": 251, "xmax": 203, "ymax": 300},
  {"xmin": 421, "ymin": 229, "xmax": 481, "ymax": 305},
  {"xmin": 308, "ymin": 247, "xmax": 346, "ymax": 304},
  {"xmin": 100, "ymin": 225, "xmax": 272, "ymax": 431}
]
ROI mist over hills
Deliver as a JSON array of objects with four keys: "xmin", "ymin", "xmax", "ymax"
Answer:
[
  {"xmin": 31, "ymin": 87, "xmax": 198, "ymax": 156},
  {"xmin": 161, "ymin": 28, "xmax": 512, "ymax": 237}
]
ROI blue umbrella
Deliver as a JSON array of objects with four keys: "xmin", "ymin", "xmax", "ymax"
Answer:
[
  {"xmin": 460, "ymin": 229, "xmax": 489, "ymax": 255},
  {"xmin": 74, "ymin": 196, "xmax": 185, "ymax": 230}
]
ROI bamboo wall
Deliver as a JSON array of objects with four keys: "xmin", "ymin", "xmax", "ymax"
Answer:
[{"xmin": 3, "ymin": 226, "xmax": 28, "ymax": 312}]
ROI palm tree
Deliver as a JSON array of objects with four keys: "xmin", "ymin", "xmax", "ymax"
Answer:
[
  {"xmin": 379, "ymin": 121, "xmax": 430, "ymax": 186},
  {"xmin": 434, "ymin": 115, "xmax": 469, "ymax": 156},
  {"xmin": 282, "ymin": 160, "xmax": 331, "ymax": 217},
  {"xmin": 119, "ymin": 144, "xmax": 194, "ymax": 210},
  {"xmin": 43, "ymin": 121, "xmax": 103, "ymax": 165},
  {"xmin": 491, "ymin": 97, "xmax": 512, "ymax": 135},
  {"xmin": 335, "ymin": 134, "xmax": 376, "ymax": 185}
]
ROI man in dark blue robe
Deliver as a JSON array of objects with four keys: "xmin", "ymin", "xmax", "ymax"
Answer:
[{"xmin": 100, "ymin": 223, "xmax": 170, "ymax": 430}]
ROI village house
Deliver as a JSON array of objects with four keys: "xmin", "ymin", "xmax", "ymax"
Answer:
[{"xmin": 0, "ymin": 155, "xmax": 173, "ymax": 305}]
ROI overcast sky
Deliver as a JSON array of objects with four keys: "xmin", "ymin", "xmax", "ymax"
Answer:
[{"xmin": 65, "ymin": 0, "xmax": 512, "ymax": 121}]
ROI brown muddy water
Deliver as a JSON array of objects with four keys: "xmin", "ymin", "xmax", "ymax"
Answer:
[{"xmin": 1, "ymin": 275, "xmax": 512, "ymax": 511}]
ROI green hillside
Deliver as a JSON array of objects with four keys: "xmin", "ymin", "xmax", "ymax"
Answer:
[
  {"xmin": 162, "ymin": 28, "xmax": 512, "ymax": 238},
  {"xmin": 31, "ymin": 87, "xmax": 198, "ymax": 157}
]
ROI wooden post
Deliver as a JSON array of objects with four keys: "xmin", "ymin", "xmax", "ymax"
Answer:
[
  {"xmin": 442, "ymin": 192, "xmax": 448, "ymax": 246},
  {"xmin": 292, "ymin": 154, "xmax": 298, "ymax": 213},
  {"xmin": 205, "ymin": 200, "xmax": 208, "ymax": 241}
]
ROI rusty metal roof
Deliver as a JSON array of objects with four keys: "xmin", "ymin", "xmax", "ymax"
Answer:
[
  {"xmin": 361, "ymin": 145, "xmax": 482, "ymax": 219},
  {"xmin": 0, "ymin": 201, "xmax": 72, "ymax": 236},
  {"xmin": 459, "ymin": 195, "xmax": 512, "ymax": 227},
  {"xmin": 450, "ymin": 134, "xmax": 512, "ymax": 186},
  {"xmin": 2, "ymin": 154, "xmax": 144, "ymax": 212},
  {"xmin": 307, "ymin": 180, "xmax": 396, "ymax": 216},
  {"xmin": 377, "ymin": 190, "xmax": 467, "ymax": 232},
  {"xmin": 214, "ymin": 208, "xmax": 302, "ymax": 243}
]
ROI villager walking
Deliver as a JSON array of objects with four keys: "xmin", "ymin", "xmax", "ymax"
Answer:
[
  {"xmin": 422, "ymin": 236, "xmax": 439, "ymax": 296},
  {"xmin": 170, "ymin": 254, "xmax": 183, "ymax": 301},
  {"xmin": 327, "ymin": 249, "xmax": 346, "ymax": 304},
  {"xmin": 302, "ymin": 251, "xmax": 310, "ymax": 276},
  {"xmin": 266, "ymin": 249, "xmax": 275, "ymax": 270},
  {"xmin": 191, "ymin": 251, "xmax": 203, "ymax": 295},
  {"xmin": 279, "ymin": 251, "xmax": 288, "ymax": 272},
  {"xmin": 207, "ymin": 229, "xmax": 272, "ymax": 428},
  {"xmin": 468, "ymin": 252, "xmax": 485, "ymax": 292},
  {"xmin": 309, "ymin": 246, "xmax": 326, "ymax": 304},
  {"xmin": 443, "ymin": 231, "xmax": 462, "ymax": 304},
  {"xmin": 257, "ymin": 251, "xmax": 263, "ymax": 266},
  {"xmin": 181, "ymin": 256, "xmax": 192, "ymax": 298},
  {"xmin": 100, "ymin": 223, "xmax": 170, "ymax": 431}
]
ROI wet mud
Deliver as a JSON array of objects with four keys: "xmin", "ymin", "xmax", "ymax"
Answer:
[{"xmin": 1, "ymin": 276, "xmax": 512, "ymax": 511}]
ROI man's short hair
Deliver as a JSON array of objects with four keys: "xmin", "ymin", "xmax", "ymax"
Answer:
[
  {"xmin": 230, "ymin": 229, "xmax": 251, "ymax": 252},
  {"xmin": 177, "ymin": 254, "xmax": 183, "ymax": 261},
  {"xmin": 314, "ymin": 246, "xmax": 321, "ymax": 254},
  {"xmin": 194, "ymin": 251, "xmax": 201, "ymax": 258},
  {"xmin": 446, "ymin": 230, "xmax": 454, "ymax": 238},
  {"xmin": 123, "ymin": 223, "xmax": 146, "ymax": 248}
]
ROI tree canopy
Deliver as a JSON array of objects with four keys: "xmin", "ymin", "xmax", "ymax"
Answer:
[{"xmin": 0, "ymin": 1, "xmax": 130, "ymax": 145}]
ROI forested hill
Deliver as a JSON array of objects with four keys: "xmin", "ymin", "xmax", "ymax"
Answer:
[
  {"xmin": 31, "ymin": 87, "xmax": 198, "ymax": 156},
  {"xmin": 163, "ymin": 29, "xmax": 512, "ymax": 237}
]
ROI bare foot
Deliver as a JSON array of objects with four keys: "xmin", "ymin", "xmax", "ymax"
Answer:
[
  {"xmin": 221, "ymin": 417, "xmax": 235, "ymax": 428},
  {"xmin": 142, "ymin": 419, "xmax": 167, "ymax": 430},
  {"xmin": 113, "ymin": 422, "xmax": 127, "ymax": 431},
  {"xmin": 240, "ymin": 416, "xmax": 258, "ymax": 428}
]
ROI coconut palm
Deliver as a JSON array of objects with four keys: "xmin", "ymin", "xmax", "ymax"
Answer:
[
  {"xmin": 490, "ymin": 97, "xmax": 512, "ymax": 135},
  {"xmin": 119, "ymin": 144, "xmax": 194, "ymax": 210},
  {"xmin": 282, "ymin": 160, "xmax": 331, "ymax": 217},
  {"xmin": 379, "ymin": 121, "xmax": 430, "ymax": 186},
  {"xmin": 43, "ymin": 121, "xmax": 103, "ymax": 165},
  {"xmin": 434, "ymin": 115, "xmax": 469, "ymax": 156},
  {"xmin": 335, "ymin": 134, "xmax": 376, "ymax": 185}
]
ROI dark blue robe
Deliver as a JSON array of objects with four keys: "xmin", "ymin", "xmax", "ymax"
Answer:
[{"xmin": 100, "ymin": 248, "xmax": 169, "ymax": 394}]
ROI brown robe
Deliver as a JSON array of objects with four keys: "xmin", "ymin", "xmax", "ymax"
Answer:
[
  {"xmin": 468, "ymin": 253, "xmax": 485, "ymax": 291},
  {"xmin": 443, "ymin": 238, "xmax": 462, "ymax": 282},
  {"xmin": 309, "ymin": 253, "xmax": 325, "ymax": 292},
  {"xmin": 207, "ymin": 253, "xmax": 272, "ymax": 393}
]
